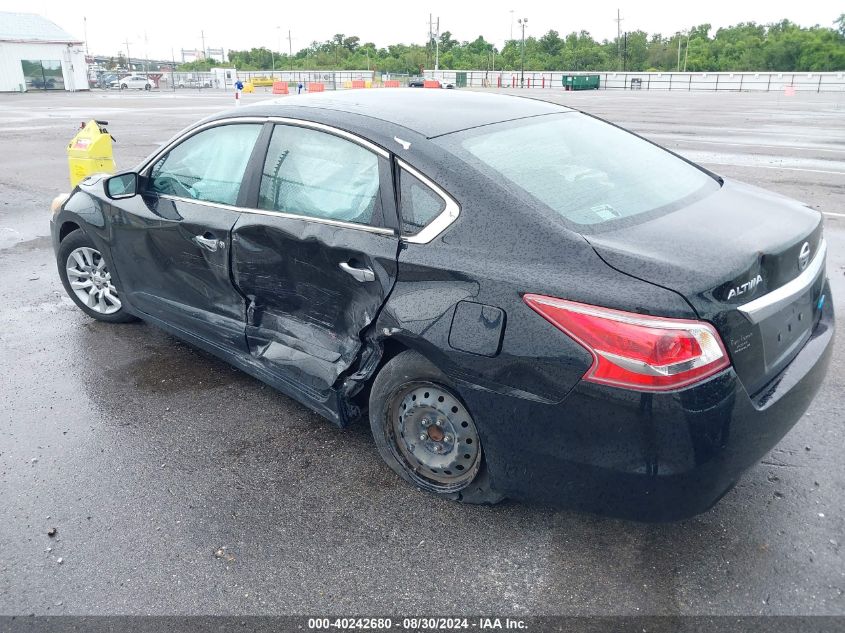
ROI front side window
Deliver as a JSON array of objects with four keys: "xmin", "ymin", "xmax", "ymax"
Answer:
[
  {"xmin": 148, "ymin": 123, "xmax": 261, "ymax": 206},
  {"xmin": 258, "ymin": 125, "xmax": 380, "ymax": 225},
  {"xmin": 398, "ymin": 170, "xmax": 446, "ymax": 236}
]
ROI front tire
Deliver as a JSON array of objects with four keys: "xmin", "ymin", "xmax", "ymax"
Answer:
[
  {"xmin": 57, "ymin": 229, "xmax": 136, "ymax": 323},
  {"xmin": 369, "ymin": 350, "xmax": 503, "ymax": 504}
]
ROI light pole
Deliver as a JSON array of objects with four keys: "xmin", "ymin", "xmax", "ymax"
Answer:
[
  {"xmin": 510, "ymin": 10, "xmax": 514, "ymax": 41},
  {"xmin": 518, "ymin": 18, "xmax": 527, "ymax": 87}
]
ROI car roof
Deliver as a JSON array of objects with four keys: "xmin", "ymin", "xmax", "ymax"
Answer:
[{"xmin": 246, "ymin": 89, "xmax": 571, "ymax": 138}]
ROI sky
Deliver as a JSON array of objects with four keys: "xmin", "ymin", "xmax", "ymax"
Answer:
[{"xmin": 3, "ymin": 0, "xmax": 842, "ymax": 60}]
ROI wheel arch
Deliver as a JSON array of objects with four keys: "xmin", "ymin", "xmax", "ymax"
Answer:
[
  {"xmin": 345, "ymin": 333, "xmax": 454, "ymax": 416},
  {"xmin": 364, "ymin": 335, "xmax": 504, "ymax": 504},
  {"xmin": 58, "ymin": 220, "xmax": 81, "ymax": 242}
]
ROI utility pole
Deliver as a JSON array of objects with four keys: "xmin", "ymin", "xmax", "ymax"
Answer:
[
  {"xmin": 426, "ymin": 14, "xmax": 442, "ymax": 71},
  {"xmin": 518, "ymin": 17, "xmax": 527, "ymax": 87},
  {"xmin": 288, "ymin": 30, "xmax": 293, "ymax": 70},
  {"xmin": 83, "ymin": 17, "xmax": 89, "ymax": 56},
  {"xmin": 614, "ymin": 9, "xmax": 623, "ymax": 70},
  {"xmin": 427, "ymin": 13, "xmax": 434, "ymax": 70},
  {"xmin": 622, "ymin": 32, "xmax": 626, "ymax": 71},
  {"xmin": 200, "ymin": 30, "xmax": 206, "ymax": 59},
  {"xmin": 428, "ymin": 13, "xmax": 431, "ymax": 68},
  {"xmin": 122, "ymin": 38, "xmax": 131, "ymax": 70},
  {"xmin": 435, "ymin": 16, "xmax": 440, "ymax": 71},
  {"xmin": 683, "ymin": 30, "xmax": 690, "ymax": 71},
  {"xmin": 510, "ymin": 10, "xmax": 514, "ymax": 41},
  {"xmin": 676, "ymin": 31, "xmax": 682, "ymax": 71}
]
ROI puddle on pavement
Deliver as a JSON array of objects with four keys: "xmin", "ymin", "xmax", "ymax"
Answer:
[{"xmin": 105, "ymin": 342, "xmax": 243, "ymax": 395}]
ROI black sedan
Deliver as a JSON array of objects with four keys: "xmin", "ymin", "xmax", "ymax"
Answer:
[{"xmin": 50, "ymin": 90, "xmax": 834, "ymax": 520}]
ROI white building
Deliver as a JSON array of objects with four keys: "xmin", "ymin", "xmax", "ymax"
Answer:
[{"xmin": 0, "ymin": 12, "xmax": 88, "ymax": 92}]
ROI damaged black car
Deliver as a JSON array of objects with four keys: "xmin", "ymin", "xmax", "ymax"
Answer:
[{"xmin": 50, "ymin": 90, "xmax": 834, "ymax": 520}]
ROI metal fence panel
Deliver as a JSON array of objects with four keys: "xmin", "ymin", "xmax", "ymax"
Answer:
[{"xmin": 424, "ymin": 70, "xmax": 845, "ymax": 92}]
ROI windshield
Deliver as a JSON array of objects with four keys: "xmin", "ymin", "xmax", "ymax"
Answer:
[{"xmin": 439, "ymin": 113, "xmax": 719, "ymax": 228}]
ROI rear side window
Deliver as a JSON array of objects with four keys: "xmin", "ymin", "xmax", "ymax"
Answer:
[
  {"xmin": 399, "ymin": 170, "xmax": 446, "ymax": 236},
  {"xmin": 258, "ymin": 124, "xmax": 380, "ymax": 225},
  {"xmin": 440, "ymin": 112, "xmax": 718, "ymax": 228}
]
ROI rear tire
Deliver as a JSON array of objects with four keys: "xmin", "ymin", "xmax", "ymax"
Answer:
[
  {"xmin": 369, "ymin": 350, "xmax": 503, "ymax": 504},
  {"xmin": 57, "ymin": 229, "xmax": 137, "ymax": 323}
]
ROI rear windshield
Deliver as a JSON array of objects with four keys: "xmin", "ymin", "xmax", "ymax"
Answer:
[{"xmin": 439, "ymin": 113, "xmax": 719, "ymax": 228}]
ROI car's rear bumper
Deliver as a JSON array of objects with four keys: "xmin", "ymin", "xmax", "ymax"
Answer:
[{"xmin": 458, "ymin": 281, "xmax": 835, "ymax": 521}]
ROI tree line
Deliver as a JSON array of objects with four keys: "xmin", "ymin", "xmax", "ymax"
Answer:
[{"xmin": 179, "ymin": 16, "xmax": 845, "ymax": 74}]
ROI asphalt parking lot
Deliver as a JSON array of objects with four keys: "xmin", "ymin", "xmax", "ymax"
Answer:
[{"xmin": 1, "ymin": 88, "xmax": 844, "ymax": 616}]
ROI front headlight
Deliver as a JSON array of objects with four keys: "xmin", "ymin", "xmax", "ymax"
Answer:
[{"xmin": 51, "ymin": 193, "xmax": 69, "ymax": 216}]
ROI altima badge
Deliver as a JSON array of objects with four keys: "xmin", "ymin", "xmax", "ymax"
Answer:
[
  {"xmin": 798, "ymin": 242, "xmax": 811, "ymax": 271},
  {"xmin": 727, "ymin": 274, "xmax": 763, "ymax": 301}
]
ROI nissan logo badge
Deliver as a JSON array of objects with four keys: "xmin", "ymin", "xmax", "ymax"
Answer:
[{"xmin": 798, "ymin": 242, "xmax": 811, "ymax": 271}]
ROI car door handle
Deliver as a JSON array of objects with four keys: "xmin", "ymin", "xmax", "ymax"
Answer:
[
  {"xmin": 339, "ymin": 261, "xmax": 375, "ymax": 282},
  {"xmin": 193, "ymin": 235, "xmax": 224, "ymax": 252}
]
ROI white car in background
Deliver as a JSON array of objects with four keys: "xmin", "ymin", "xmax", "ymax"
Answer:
[{"xmin": 112, "ymin": 75, "xmax": 153, "ymax": 90}]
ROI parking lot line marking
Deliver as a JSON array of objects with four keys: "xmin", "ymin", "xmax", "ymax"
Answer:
[
  {"xmin": 667, "ymin": 138, "xmax": 845, "ymax": 154},
  {"xmin": 702, "ymin": 162, "xmax": 845, "ymax": 176},
  {"xmin": 823, "ymin": 211, "xmax": 845, "ymax": 218},
  {"xmin": 749, "ymin": 165, "xmax": 845, "ymax": 175}
]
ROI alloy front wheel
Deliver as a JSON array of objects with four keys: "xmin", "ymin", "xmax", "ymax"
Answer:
[
  {"xmin": 57, "ymin": 229, "xmax": 136, "ymax": 323},
  {"xmin": 66, "ymin": 246, "xmax": 121, "ymax": 315}
]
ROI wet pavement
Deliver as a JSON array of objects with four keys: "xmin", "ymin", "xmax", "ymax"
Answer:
[{"xmin": 1, "ymin": 89, "xmax": 844, "ymax": 615}]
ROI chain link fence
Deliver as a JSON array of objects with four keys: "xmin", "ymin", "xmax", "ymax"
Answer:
[
  {"xmin": 154, "ymin": 70, "xmax": 381, "ymax": 92},
  {"xmin": 424, "ymin": 70, "xmax": 845, "ymax": 92},
  {"xmin": 88, "ymin": 68, "xmax": 845, "ymax": 93}
]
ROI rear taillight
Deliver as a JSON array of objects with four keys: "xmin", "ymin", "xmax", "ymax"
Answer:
[{"xmin": 523, "ymin": 294, "xmax": 730, "ymax": 392}]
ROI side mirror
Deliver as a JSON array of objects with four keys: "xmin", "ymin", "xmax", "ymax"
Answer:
[{"xmin": 105, "ymin": 172, "xmax": 138, "ymax": 199}]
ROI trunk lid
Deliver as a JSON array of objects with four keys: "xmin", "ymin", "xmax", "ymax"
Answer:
[{"xmin": 585, "ymin": 179, "xmax": 827, "ymax": 395}]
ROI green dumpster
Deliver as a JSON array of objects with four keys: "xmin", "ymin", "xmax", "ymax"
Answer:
[{"xmin": 562, "ymin": 74, "xmax": 600, "ymax": 90}]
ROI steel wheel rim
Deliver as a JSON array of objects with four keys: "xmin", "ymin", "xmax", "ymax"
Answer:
[
  {"xmin": 389, "ymin": 381, "xmax": 482, "ymax": 492},
  {"xmin": 66, "ymin": 247, "xmax": 122, "ymax": 315}
]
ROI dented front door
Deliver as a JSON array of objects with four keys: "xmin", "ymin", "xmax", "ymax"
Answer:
[{"xmin": 230, "ymin": 122, "xmax": 399, "ymax": 399}]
